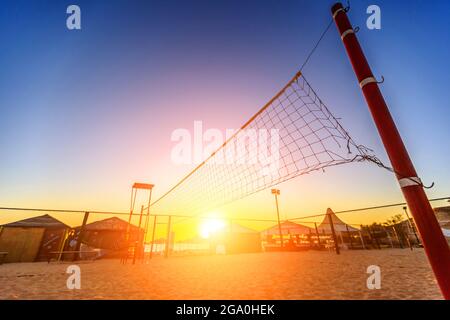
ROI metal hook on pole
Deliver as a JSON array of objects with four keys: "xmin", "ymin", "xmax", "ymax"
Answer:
[
  {"xmin": 359, "ymin": 75, "xmax": 384, "ymax": 89},
  {"xmin": 376, "ymin": 75, "xmax": 384, "ymax": 84},
  {"xmin": 422, "ymin": 181, "xmax": 435, "ymax": 189},
  {"xmin": 344, "ymin": 1, "xmax": 350, "ymax": 12}
]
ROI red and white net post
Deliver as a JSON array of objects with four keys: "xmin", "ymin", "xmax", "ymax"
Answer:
[{"xmin": 331, "ymin": 2, "xmax": 450, "ymax": 298}]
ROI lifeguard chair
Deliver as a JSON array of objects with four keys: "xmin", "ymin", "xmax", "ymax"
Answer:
[{"xmin": 122, "ymin": 182, "xmax": 154, "ymax": 264}]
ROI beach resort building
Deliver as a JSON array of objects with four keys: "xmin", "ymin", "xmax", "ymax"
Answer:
[{"xmin": 261, "ymin": 220, "xmax": 312, "ymax": 250}]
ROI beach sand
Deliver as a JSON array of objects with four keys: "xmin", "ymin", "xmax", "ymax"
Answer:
[{"xmin": 0, "ymin": 249, "xmax": 442, "ymax": 300}]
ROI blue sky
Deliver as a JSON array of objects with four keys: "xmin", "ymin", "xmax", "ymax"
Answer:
[{"xmin": 0, "ymin": 0, "xmax": 449, "ymax": 224}]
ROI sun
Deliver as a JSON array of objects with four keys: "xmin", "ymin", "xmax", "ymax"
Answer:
[{"xmin": 199, "ymin": 219, "xmax": 226, "ymax": 239}]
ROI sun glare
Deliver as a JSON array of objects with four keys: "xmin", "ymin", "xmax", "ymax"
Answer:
[{"xmin": 199, "ymin": 219, "xmax": 226, "ymax": 239}]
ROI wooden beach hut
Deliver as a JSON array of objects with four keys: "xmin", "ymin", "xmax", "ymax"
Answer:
[
  {"xmin": 0, "ymin": 214, "xmax": 69, "ymax": 263},
  {"xmin": 70, "ymin": 217, "xmax": 144, "ymax": 258}
]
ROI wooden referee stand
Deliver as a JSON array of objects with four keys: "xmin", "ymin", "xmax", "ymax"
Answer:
[{"xmin": 126, "ymin": 182, "xmax": 154, "ymax": 264}]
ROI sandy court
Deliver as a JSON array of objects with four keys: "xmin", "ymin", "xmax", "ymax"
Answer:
[{"xmin": 0, "ymin": 249, "xmax": 442, "ymax": 300}]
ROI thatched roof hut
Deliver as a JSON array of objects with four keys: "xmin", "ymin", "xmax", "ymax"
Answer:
[
  {"xmin": 0, "ymin": 214, "xmax": 69, "ymax": 263},
  {"xmin": 74, "ymin": 217, "xmax": 143, "ymax": 251}
]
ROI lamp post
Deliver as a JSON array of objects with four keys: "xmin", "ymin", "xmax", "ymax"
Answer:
[{"xmin": 271, "ymin": 189, "xmax": 283, "ymax": 248}]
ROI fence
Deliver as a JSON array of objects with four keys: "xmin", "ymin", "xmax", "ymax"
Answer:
[{"xmin": 0, "ymin": 196, "xmax": 448, "ymax": 263}]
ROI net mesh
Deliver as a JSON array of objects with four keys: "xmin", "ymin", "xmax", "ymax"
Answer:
[{"xmin": 151, "ymin": 72, "xmax": 370, "ymax": 215}]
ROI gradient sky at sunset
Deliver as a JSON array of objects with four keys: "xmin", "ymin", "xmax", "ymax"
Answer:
[{"xmin": 1, "ymin": 0, "xmax": 449, "ymax": 233}]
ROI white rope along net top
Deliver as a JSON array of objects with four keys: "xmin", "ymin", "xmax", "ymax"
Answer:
[{"xmin": 151, "ymin": 72, "xmax": 370, "ymax": 216}]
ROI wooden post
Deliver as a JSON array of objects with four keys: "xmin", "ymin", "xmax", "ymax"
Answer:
[
  {"xmin": 74, "ymin": 212, "xmax": 89, "ymax": 261},
  {"xmin": 384, "ymin": 226, "xmax": 394, "ymax": 248},
  {"xmin": 366, "ymin": 225, "xmax": 376, "ymax": 249},
  {"xmin": 308, "ymin": 228, "xmax": 313, "ymax": 248},
  {"xmin": 57, "ymin": 229, "xmax": 68, "ymax": 262},
  {"xmin": 271, "ymin": 189, "xmax": 283, "ymax": 248},
  {"xmin": 327, "ymin": 208, "xmax": 340, "ymax": 255},
  {"xmin": 143, "ymin": 188, "xmax": 154, "ymax": 261},
  {"xmin": 392, "ymin": 225, "xmax": 403, "ymax": 249},
  {"xmin": 314, "ymin": 222, "xmax": 321, "ymax": 247},
  {"xmin": 127, "ymin": 187, "xmax": 137, "ymax": 241},
  {"xmin": 339, "ymin": 231, "xmax": 344, "ymax": 247},
  {"xmin": 165, "ymin": 216, "xmax": 172, "ymax": 258},
  {"xmin": 345, "ymin": 224, "xmax": 354, "ymax": 249},
  {"xmin": 358, "ymin": 229, "xmax": 366, "ymax": 250},
  {"xmin": 369, "ymin": 226, "xmax": 381, "ymax": 250},
  {"xmin": 403, "ymin": 206, "xmax": 420, "ymax": 246},
  {"xmin": 133, "ymin": 206, "xmax": 145, "ymax": 264},
  {"xmin": 404, "ymin": 227, "xmax": 413, "ymax": 251},
  {"xmin": 149, "ymin": 215, "xmax": 157, "ymax": 259}
]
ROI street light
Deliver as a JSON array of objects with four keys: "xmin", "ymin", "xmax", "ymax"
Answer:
[{"xmin": 271, "ymin": 189, "xmax": 283, "ymax": 248}]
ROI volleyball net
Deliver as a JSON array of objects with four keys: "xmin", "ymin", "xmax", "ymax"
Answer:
[{"xmin": 150, "ymin": 72, "xmax": 373, "ymax": 217}]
